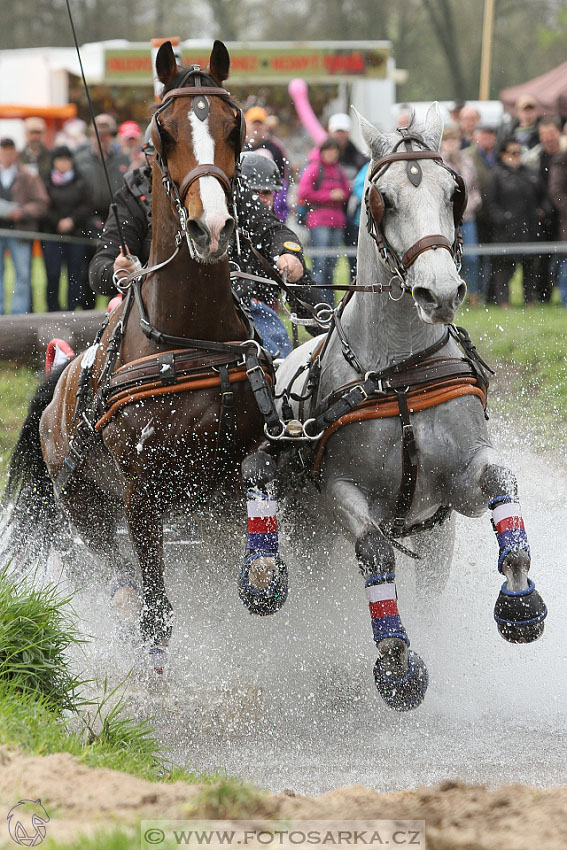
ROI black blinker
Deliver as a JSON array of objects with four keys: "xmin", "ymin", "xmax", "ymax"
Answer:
[
  {"xmin": 407, "ymin": 161, "xmax": 422, "ymax": 186},
  {"xmin": 193, "ymin": 97, "xmax": 210, "ymax": 122}
]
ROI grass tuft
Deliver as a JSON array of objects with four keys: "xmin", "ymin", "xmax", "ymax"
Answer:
[
  {"xmin": 187, "ymin": 775, "xmax": 268, "ymax": 819},
  {"xmin": 43, "ymin": 829, "xmax": 138, "ymax": 850},
  {"xmin": 0, "ymin": 565, "xmax": 86, "ymax": 712}
]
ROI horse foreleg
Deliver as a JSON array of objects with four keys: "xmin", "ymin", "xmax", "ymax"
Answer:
[
  {"xmin": 238, "ymin": 450, "xmax": 288, "ymax": 615},
  {"xmin": 328, "ymin": 478, "xmax": 428, "ymax": 711},
  {"xmin": 478, "ymin": 462, "xmax": 547, "ymax": 643},
  {"xmin": 61, "ymin": 482, "xmax": 140, "ymax": 639},
  {"xmin": 124, "ymin": 483, "xmax": 172, "ymax": 669}
]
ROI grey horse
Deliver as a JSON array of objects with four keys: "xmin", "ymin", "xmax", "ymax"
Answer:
[{"xmin": 238, "ymin": 104, "xmax": 547, "ymax": 711}]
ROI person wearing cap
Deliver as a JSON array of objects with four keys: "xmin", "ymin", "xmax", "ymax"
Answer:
[
  {"xmin": 74, "ymin": 114, "xmax": 130, "ymax": 308},
  {"xmin": 89, "ymin": 144, "xmax": 320, "ymax": 357},
  {"xmin": 118, "ymin": 120, "xmax": 145, "ymax": 171},
  {"xmin": 0, "ymin": 138, "xmax": 48, "ymax": 314},
  {"xmin": 244, "ymin": 106, "xmax": 290, "ymax": 221},
  {"xmin": 19, "ymin": 116, "xmax": 52, "ymax": 183},
  {"xmin": 327, "ymin": 112, "xmax": 369, "ymax": 282},
  {"xmin": 512, "ymin": 95, "xmax": 541, "ymax": 150},
  {"xmin": 74, "ymin": 114, "xmax": 130, "ymax": 229},
  {"xmin": 41, "ymin": 146, "xmax": 92, "ymax": 311}
]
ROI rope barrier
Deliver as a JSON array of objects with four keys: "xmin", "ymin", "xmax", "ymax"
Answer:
[{"xmin": 1, "ymin": 226, "xmax": 566, "ymax": 257}]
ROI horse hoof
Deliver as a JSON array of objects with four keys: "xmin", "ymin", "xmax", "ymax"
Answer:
[
  {"xmin": 148, "ymin": 646, "xmax": 166, "ymax": 675},
  {"xmin": 140, "ymin": 596, "xmax": 173, "ymax": 646},
  {"xmin": 374, "ymin": 650, "xmax": 428, "ymax": 711},
  {"xmin": 238, "ymin": 552, "xmax": 288, "ymax": 616},
  {"xmin": 494, "ymin": 578, "xmax": 547, "ymax": 644}
]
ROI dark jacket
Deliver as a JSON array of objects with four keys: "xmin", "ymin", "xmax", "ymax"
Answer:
[
  {"xmin": 43, "ymin": 171, "xmax": 93, "ymax": 236},
  {"xmin": 549, "ymin": 151, "xmax": 567, "ymax": 243},
  {"xmin": 88, "ymin": 166, "xmax": 152, "ymax": 295},
  {"xmin": 89, "ymin": 167, "xmax": 316, "ymax": 311},
  {"xmin": 339, "ymin": 139, "xmax": 369, "ymax": 183},
  {"xmin": 484, "ymin": 161, "xmax": 548, "ymax": 242},
  {"xmin": 19, "ymin": 145, "xmax": 53, "ymax": 184},
  {"xmin": 74, "ymin": 144, "xmax": 130, "ymax": 228}
]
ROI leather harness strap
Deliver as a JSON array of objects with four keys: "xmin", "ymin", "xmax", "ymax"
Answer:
[
  {"xmin": 369, "ymin": 149, "xmax": 443, "ymax": 179},
  {"xmin": 179, "ymin": 163, "xmax": 232, "ymax": 201},
  {"xmin": 400, "ymin": 234, "xmax": 453, "ymax": 270},
  {"xmin": 311, "ymin": 379, "xmax": 486, "ymax": 475},
  {"xmin": 94, "ymin": 365, "xmax": 270, "ymax": 433}
]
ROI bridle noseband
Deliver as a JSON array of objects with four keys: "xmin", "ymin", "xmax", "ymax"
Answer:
[{"xmin": 365, "ymin": 131, "xmax": 467, "ymax": 294}]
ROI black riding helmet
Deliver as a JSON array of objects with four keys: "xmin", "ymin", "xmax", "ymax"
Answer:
[{"xmin": 240, "ymin": 151, "xmax": 282, "ymax": 192}]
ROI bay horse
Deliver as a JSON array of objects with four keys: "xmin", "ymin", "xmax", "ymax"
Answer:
[
  {"xmin": 264, "ymin": 105, "xmax": 547, "ymax": 710},
  {"xmin": 4, "ymin": 41, "xmax": 280, "ymax": 669}
]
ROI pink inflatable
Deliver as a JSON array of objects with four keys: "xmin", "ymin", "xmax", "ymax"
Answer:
[{"xmin": 288, "ymin": 78, "xmax": 328, "ymax": 145}]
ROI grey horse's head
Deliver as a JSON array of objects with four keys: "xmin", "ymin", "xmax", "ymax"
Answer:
[{"xmin": 355, "ymin": 104, "xmax": 466, "ymax": 324}]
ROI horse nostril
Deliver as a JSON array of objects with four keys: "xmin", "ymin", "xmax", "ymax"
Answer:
[
  {"xmin": 187, "ymin": 219, "xmax": 210, "ymax": 246},
  {"xmin": 220, "ymin": 218, "xmax": 235, "ymax": 243},
  {"xmin": 455, "ymin": 282, "xmax": 467, "ymax": 306},
  {"xmin": 412, "ymin": 286, "xmax": 436, "ymax": 306}
]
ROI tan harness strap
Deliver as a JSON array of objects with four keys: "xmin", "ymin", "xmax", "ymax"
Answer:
[{"xmin": 312, "ymin": 379, "xmax": 486, "ymax": 475}]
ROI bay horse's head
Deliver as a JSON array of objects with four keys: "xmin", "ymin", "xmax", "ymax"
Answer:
[
  {"xmin": 357, "ymin": 104, "xmax": 467, "ymax": 324},
  {"xmin": 152, "ymin": 40, "xmax": 244, "ymax": 262}
]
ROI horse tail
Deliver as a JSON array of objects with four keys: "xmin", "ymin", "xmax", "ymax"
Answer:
[{"xmin": 2, "ymin": 366, "xmax": 68, "ymax": 564}]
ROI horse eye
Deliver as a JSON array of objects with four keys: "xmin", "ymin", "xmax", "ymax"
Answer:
[
  {"xmin": 381, "ymin": 193, "xmax": 392, "ymax": 210},
  {"xmin": 157, "ymin": 125, "xmax": 175, "ymax": 148},
  {"xmin": 227, "ymin": 125, "xmax": 241, "ymax": 148}
]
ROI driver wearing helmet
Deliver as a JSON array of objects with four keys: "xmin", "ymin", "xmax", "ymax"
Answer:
[{"xmin": 89, "ymin": 137, "xmax": 322, "ymax": 357}]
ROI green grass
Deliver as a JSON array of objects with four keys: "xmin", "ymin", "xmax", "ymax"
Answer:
[
  {"xmin": 455, "ymin": 301, "xmax": 567, "ymax": 445},
  {"xmin": 44, "ymin": 832, "xmax": 138, "ymax": 850},
  {"xmin": 186, "ymin": 775, "xmax": 268, "ymax": 818},
  {"xmin": 0, "ymin": 362, "xmax": 38, "ymax": 482},
  {"xmin": 0, "ymin": 566, "xmax": 85, "ymax": 711},
  {"xmin": 0, "ymin": 568, "xmax": 211, "ymax": 783},
  {"xmin": 2, "ymin": 255, "xmax": 108, "ymax": 313}
]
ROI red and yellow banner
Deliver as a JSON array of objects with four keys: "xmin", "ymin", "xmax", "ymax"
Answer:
[{"xmin": 104, "ymin": 44, "xmax": 389, "ymax": 84}]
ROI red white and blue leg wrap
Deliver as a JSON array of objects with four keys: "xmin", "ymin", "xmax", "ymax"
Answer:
[
  {"xmin": 489, "ymin": 495, "xmax": 530, "ymax": 572},
  {"xmin": 366, "ymin": 574, "xmax": 409, "ymax": 646},
  {"xmin": 245, "ymin": 491, "xmax": 278, "ymax": 558}
]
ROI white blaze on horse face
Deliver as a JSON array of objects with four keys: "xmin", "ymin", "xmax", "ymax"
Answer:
[{"xmin": 188, "ymin": 111, "xmax": 230, "ymax": 252}]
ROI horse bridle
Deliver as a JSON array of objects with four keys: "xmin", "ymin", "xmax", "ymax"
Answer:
[
  {"xmin": 150, "ymin": 65, "xmax": 246, "ymax": 257},
  {"xmin": 365, "ymin": 130, "xmax": 467, "ymax": 295}
]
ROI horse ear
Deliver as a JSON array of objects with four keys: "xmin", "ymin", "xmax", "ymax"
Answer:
[
  {"xmin": 422, "ymin": 102, "xmax": 444, "ymax": 151},
  {"xmin": 208, "ymin": 40, "xmax": 230, "ymax": 83},
  {"xmin": 156, "ymin": 41, "xmax": 178, "ymax": 85},
  {"xmin": 352, "ymin": 106, "xmax": 389, "ymax": 159}
]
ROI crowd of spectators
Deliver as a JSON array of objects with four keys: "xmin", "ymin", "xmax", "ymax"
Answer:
[{"xmin": 1, "ymin": 92, "xmax": 567, "ymax": 316}]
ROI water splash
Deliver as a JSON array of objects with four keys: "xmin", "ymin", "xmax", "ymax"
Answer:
[{"xmin": 35, "ymin": 430, "xmax": 567, "ymax": 794}]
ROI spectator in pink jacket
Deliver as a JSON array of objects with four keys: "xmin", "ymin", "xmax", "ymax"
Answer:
[{"xmin": 298, "ymin": 137, "xmax": 350, "ymax": 305}]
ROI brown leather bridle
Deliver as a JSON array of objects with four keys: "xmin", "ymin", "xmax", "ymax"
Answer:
[
  {"xmin": 150, "ymin": 66, "xmax": 245, "ymax": 249},
  {"xmin": 114, "ymin": 67, "xmax": 245, "ymax": 287},
  {"xmin": 365, "ymin": 131, "xmax": 467, "ymax": 292}
]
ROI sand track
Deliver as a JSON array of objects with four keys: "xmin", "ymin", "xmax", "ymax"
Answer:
[{"xmin": 1, "ymin": 748, "xmax": 566, "ymax": 849}]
